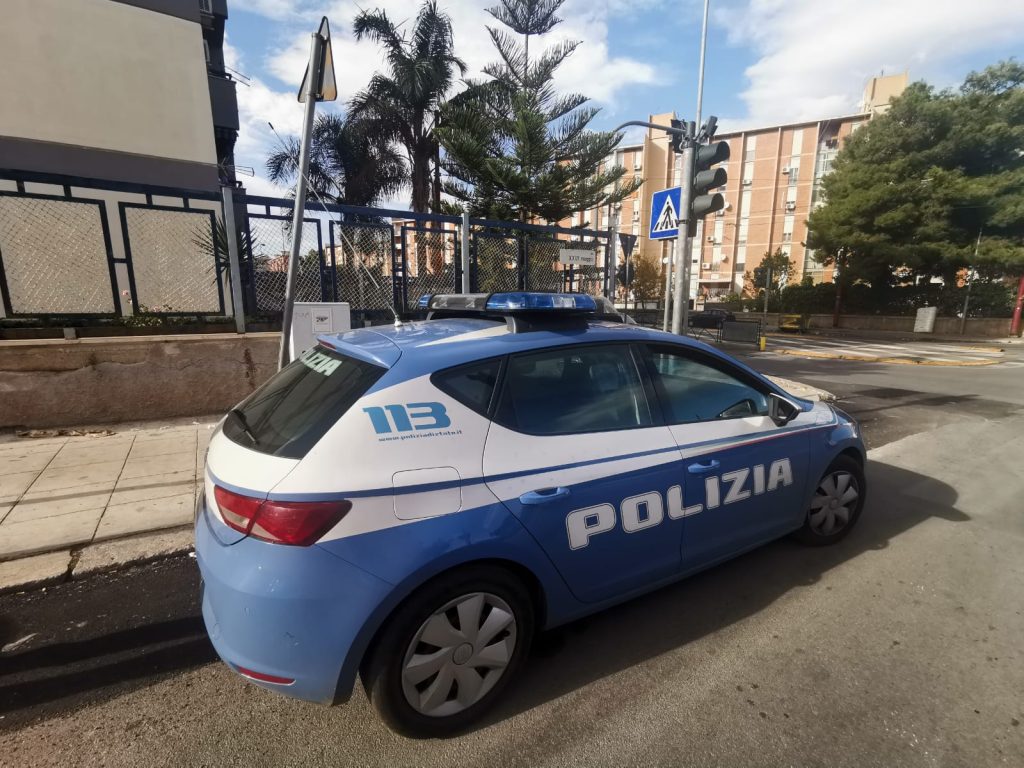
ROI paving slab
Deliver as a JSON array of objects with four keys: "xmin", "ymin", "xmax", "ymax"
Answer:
[
  {"xmin": 0, "ymin": 449, "xmax": 58, "ymax": 475},
  {"xmin": 0, "ymin": 470, "xmax": 42, "ymax": 504},
  {"xmin": 127, "ymin": 436, "xmax": 197, "ymax": 460},
  {"xmin": 119, "ymin": 451, "xmax": 196, "ymax": 480},
  {"xmin": 0, "ymin": 508, "xmax": 102, "ymax": 560},
  {"xmin": 94, "ymin": 492, "xmax": 195, "ymax": 540},
  {"xmin": 0, "ymin": 550, "xmax": 71, "ymax": 595},
  {"xmin": 47, "ymin": 438, "xmax": 134, "ymax": 469},
  {"xmin": 109, "ymin": 471, "xmax": 196, "ymax": 506},
  {"xmin": 28, "ymin": 460, "xmax": 124, "ymax": 493},
  {"xmin": 73, "ymin": 528, "xmax": 193, "ymax": 579},
  {"xmin": 4, "ymin": 481, "xmax": 112, "ymax": 523}
]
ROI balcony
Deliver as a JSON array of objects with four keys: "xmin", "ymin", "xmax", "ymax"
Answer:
[{"xmin": 208, "ymin": 73, "xmax": 239, "ymax": 132}]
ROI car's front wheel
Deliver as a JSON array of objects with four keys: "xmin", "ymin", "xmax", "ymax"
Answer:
[
  {"xmin": 364, "ymin": 565, "xmax": 534, "ymax": 738},
  {"xmin": 795, "ymin": 455, "xmax": 866, "ymax": 546}
]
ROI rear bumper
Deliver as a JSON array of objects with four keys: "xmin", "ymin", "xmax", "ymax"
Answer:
[{"xmin": 195, "ymin": 504, "xmax": 394, "ymax": 704}]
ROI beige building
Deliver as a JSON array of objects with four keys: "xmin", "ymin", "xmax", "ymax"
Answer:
[
  {"xmin": 578, "ymin": 74, "xmax": 906, "ymax": 302},
  {"xmin": 0, "ymin": 0, "xmax": 237, "ymax": 190}
]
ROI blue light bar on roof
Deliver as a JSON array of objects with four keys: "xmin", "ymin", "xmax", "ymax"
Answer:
[{"xmin": 485, "ymin": 292, "xmax": 597, "ymax": 312}]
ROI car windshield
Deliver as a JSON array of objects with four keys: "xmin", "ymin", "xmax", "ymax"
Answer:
[{"xmin": 222, "ymin": 346, "xmax": 385, "ymax": 459}]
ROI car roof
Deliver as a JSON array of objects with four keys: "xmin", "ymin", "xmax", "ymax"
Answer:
[{"xmin": 322, "ymin": 317, "xmax": 710, "ymax": 370}]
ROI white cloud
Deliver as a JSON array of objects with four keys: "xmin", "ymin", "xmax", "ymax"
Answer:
[
  {"xmin": 229, "ymin": 0, "xmax": 659, "ymax": 198},
  {"xmin": 717, "ymin": 0, "xmax": 1024, "ymax": 131}
]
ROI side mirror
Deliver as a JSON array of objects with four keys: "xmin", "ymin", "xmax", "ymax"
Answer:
[{"xmin": 768, "ymin": 392, "xmax": 801, "ymax": 427}]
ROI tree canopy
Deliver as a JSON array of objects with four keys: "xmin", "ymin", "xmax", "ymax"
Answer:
[
  {"xmin": 435, "ymin": 0, "xmax": 640, "ymax": 222},
  {"xmin": 807, "ymin": 60, "xmax": 1024, "ymax": 286}
]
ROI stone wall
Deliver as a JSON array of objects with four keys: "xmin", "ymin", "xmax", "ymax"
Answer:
[
  {"xmin": 0, "ymin": 333, "xmax": 279, "ymax": 429},
  {"xmin": 802, "ymin": 314, "xmax": 1012, "ymax": 336}
]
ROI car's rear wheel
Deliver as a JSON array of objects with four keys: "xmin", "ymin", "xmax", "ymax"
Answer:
[
  {"xmin": 795, "ymin": 455, "xmax": 866, "ymax": 546},
  {"xmin": 364, "ymin": 565, "xmax": 534, "ymax": 738}
]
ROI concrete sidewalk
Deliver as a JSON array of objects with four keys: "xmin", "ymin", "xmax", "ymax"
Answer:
[
  {"xmin": 0, "ymin": 421, "xmax": 217, "ymax": 586},
  {"xmin": 0, "ymin": 374, "xmax": 833, "ymax": 592}
]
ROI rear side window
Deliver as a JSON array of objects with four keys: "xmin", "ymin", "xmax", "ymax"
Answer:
[
  {"xmin": 223, "ymin": 346, "xmax": 384, "ymax": 458},
  {"xmin": 495, "ymin": 344, "xmax": 652, "ymax": 435},
  {"xmin": 432, "ymin": 359, "xmax": 501, "ymax": 416}
]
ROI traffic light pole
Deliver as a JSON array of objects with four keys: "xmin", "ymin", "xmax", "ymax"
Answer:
[{"xmin": 671, "ymin": 140, "xmax": 696, "ymax": 335}]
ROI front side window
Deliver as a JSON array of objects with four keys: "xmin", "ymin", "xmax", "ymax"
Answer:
[
  {"xmin": 223, "ymin": 346, "xmax": 385, "ymax": 458},
  {"xmin": 495, "ymin": 344, "xmax": 652, "ymax": 435},
  {"xmin": 644, "ymin": 345, "xmax": 768, "ymax": 424}
]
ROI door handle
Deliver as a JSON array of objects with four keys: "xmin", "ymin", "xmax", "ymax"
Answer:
[
  {"xmin": 519, "ymin": 487, "xmax": 571, "ymax": 505},
  {"xmin": 687, "ymin": 459, "xmax": 720, "ymax": 475}
]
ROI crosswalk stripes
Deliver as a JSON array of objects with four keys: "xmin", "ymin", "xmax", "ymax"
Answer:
[{"xmin": 764, "ymin": 335, "xmax": 1005, "ymax": 365}]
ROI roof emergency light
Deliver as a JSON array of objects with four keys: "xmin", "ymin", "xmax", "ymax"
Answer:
[{"xmin": 418, "ymin": 292, "xmax": 598, "ymax": 313}]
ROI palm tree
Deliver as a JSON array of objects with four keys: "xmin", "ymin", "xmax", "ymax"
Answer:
[
  {"xmin": 349, "ymin": 0, "xmax": 465, "ymax": 214},
  {"xmin": 265, "ymin": 114, "xmax": 405, "ymax": 207}
]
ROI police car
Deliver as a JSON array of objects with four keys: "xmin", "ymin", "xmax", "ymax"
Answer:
[{"xmin": 195, "ymin": 292, "xmax": 865, "ymax": 737}]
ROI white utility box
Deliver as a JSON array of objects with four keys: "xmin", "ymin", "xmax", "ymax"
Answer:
[
  {"xmin": 290, "ymin": 302, "xmax": 352, "ymax": 357},
  {"xmin": 913, "ymin": 306, "xmax": 937, "ymax": 333}
]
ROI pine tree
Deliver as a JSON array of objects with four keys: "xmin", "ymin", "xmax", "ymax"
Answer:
[{"xmin": 436, "ymin": 0, "xmax": 640, "ymax": 222}]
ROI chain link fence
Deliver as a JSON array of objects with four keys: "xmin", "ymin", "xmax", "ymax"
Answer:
[
  {"xmin": 247, "ymin": 215, "xmax": 325, "ymax": 314},
  {"xmin": 120, "ymin": 204, "xmax": 224, "ymax": 314},
  {"xmin": 0, "ymin": 179, "xmax": 613, "ymax": 326},
  {"xmin": 329, "ymin": 221, "xmax": 395, "ymax": 321},
  {"xmin": 402, "ymin": 225, "xmax": 458, "ymax": 309},
  {"xmin": 0, "ymin": 193, "xmax": 116, "ymax": 315}
]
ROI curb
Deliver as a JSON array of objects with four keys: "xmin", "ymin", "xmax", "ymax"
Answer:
[
  {"xmin": 0, "ymin": 527, "xmax": 193, "ymax": 596},
  {"xmin": 769, "ymin": 348, "xmax": 1002, "ymax": 367}
]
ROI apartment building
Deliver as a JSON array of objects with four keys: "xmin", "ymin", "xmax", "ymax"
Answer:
[
  {"xmin": 582, "ymin": 74, "xmax": 906, "ymax": 302},
  {"xmin": 0, "ymin": 0, "xmax": 238, "ymax": 191}
]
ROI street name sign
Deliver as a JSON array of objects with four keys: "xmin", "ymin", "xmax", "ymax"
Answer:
[{"xmin": 559, "ymin": 249, "xmax": 597, "ymax": 266}]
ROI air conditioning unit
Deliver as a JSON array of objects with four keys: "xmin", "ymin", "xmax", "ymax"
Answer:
[
  {"xmin": 781, "ymin": 167, "xmax": 791, "ymax": 174},
  {"xmin": 633, "ymin": 162, "xmax": 642, "ymax": 171},
  {"xmin": 715, "ymin": 209, "xmax": 725, "ymax": 217},
  {"xmin": 706, "ymin": 236, "xmax": 715, "ymax": 242},
  {"xmin": 702, "ymin": 262, "xmax": 712, "ymax": 269},
  {"xmin": 785, "ymin": 202, "xmax": 797, "ymax": 211},
  {"xmin": 742, "ymin": 179, "xmax": 752, "ymax": 186}
]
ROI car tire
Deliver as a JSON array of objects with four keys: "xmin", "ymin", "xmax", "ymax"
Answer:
[
  {"xmin": 794, "ymin": 455, "xmax": 866, "ymax": 546},
  {"xmin": 363, "ymin": 565, "xmax": 535, "ymax": 738}
]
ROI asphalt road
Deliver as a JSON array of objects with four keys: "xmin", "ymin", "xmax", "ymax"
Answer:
[{"xmin": 2, "ymin": 348, "xmax": 1023, "ymax": 767}]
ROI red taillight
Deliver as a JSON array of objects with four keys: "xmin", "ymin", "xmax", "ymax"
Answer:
[
  {"xmin": 213, "ymin": 486, "xmax": 351, "ymax": 546},
  {"xmin": 235, "ymin": 665, "xmax": 295, "ymax": 685}
]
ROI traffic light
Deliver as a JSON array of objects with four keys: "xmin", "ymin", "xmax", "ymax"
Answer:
[
  {"xmin": 617, "ymin": 258, "xmax": 635, "ymax": 287},
  {"xmin": 669, "ymin": 118, "xmax": 685, "ymax": 154},
  {"xmin": 687, "ymin": 140, "xmax": 730, "ymax": 236}
]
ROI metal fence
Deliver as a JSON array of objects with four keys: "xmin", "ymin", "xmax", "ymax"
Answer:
[{"xmin": 0, "ymin": 174, "xmax": 615, "ymax": 328}]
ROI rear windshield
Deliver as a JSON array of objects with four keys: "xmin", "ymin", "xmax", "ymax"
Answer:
[{"xmin": 223, "ymin": 346, "xmax": 385, "ymax": 458}]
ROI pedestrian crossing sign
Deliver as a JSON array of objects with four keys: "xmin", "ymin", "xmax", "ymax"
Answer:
[{"xmin": 649, "ymin": 187, "xmax": 681, "ymax": 240}]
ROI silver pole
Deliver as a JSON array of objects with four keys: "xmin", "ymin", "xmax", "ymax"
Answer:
[
  {"xmin": 672, "ymin": 141, "xmax": 696, "ymax": 335},
  {"xmin": 221, "ymin": 185, "xmax": 246, "ymax": 334},
  {"xmin": 460, "ymin": 211, "xmax": 471, "ymax": 293},
  {"xmin": 662, "ymin": 240, "xmax": 674, "ymax": 331},
  {"xmin": 694, "ymin": 0, "xmax": 710, "ymax": 130},
  {"xmin": 763, "ymin": 264, "xmax": 771, "ymax": 328},
  {"xmin": 607, "ymin": 206, "xmax": 619, "ymax": 300},
  {"xmin": 278, "ymin": 31, "xmax": 324, "ymax": 370}
]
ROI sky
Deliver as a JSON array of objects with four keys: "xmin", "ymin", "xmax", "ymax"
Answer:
[{"xmin": 224, "ymin": 0, "xmax": 1024, "ymax": 202}]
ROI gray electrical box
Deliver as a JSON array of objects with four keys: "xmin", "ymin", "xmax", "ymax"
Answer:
[{"xmin": 290, "ymin": 302, "xmax": 352, "ymax": 358}]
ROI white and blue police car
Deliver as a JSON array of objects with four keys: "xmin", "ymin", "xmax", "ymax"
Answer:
[{"xmin": 195, "ymin": 292, "xmax": 866, "ymax": 737}]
